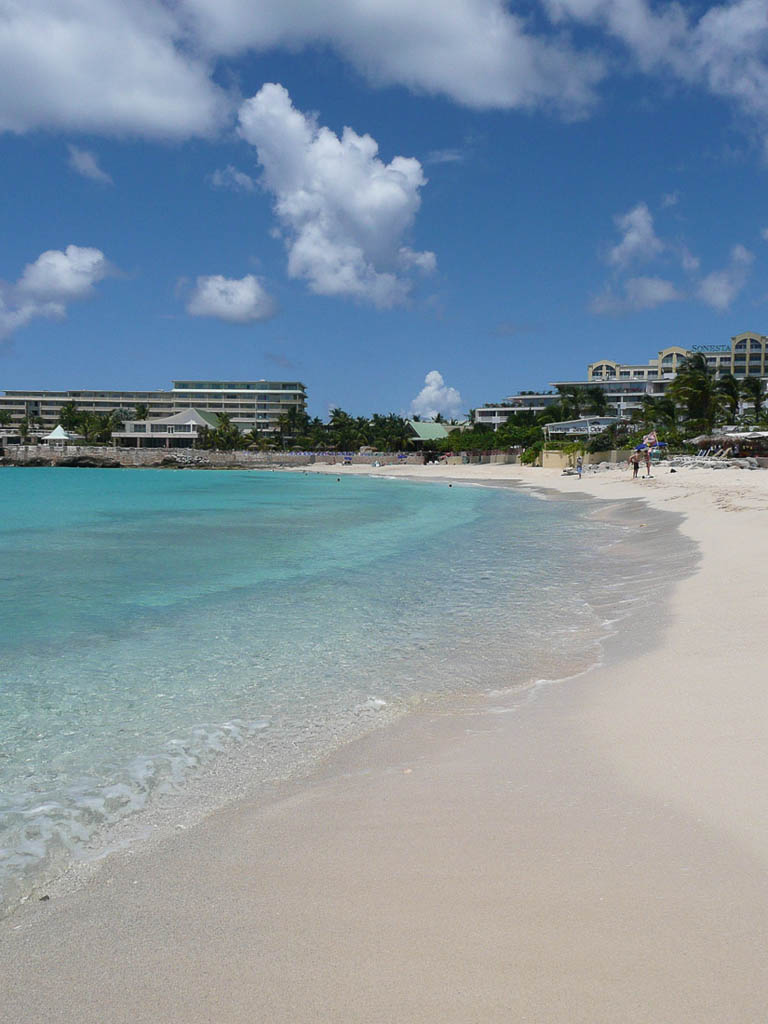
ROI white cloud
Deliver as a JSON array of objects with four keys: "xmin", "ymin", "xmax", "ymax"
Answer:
[
  {"xmin": 425, "ymin": 148, "xmax": 465, "ymax": 165},
  {"xmin": 210, "ymin": 165, "xmax": 255, "ymax": 192},
  {"xmin": 696, "ymin": 243, "xmax": 753, "ymax": 310},
  {"xmin": 761, "ymin": 227, "xmax": 768, "ymax": 241},
  {"xmin": 0, "ymin": 244, "xmax": 111, "ymax": 340},
  {"xmin": 186, "ymin": 274, "xmax": 276, "ymax": 323},
  {"xmin": 17, "ymin": 245, "xmax": 109, "ymax": 300},
  {"xmin": 0, "ymin": 0, "xmax": 228, "ymax": 138},
  {"xmin": 607, "ymin": 203, "xmax": 664, "ymax": 267},
  {"xmin": 185, "ymin": 0, "xmax": 604, "ymax": 117},
  {"xmin": 661, "ymin": 191, "xmax": 679, "ymax": 208},
  {"xmin": 1, "ymin": 1, "xmax": 768, "ymax": 146},
  {"xmin": 238, "ymin": 83, "xmax": 436, "ymax": 307},
  {"xmin": 410, "ymin": 370, "xmax": 463, "ymax": 419},
  {"xmin": 680, "ymin": 246, "xmax": 700, "ymax": 273},
  {"xmin": 544, "ymin": 0, "xmax": 768, "ymax": 143},
  {"xmin": 67, "ymin": 144, "xmax": 112, "ymax": 184},
  {"xmin": 592, "ymin": 275, "xmax": 681, "ymax": 314}
]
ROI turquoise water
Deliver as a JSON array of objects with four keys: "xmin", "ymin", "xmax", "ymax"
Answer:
[{"xmin": 0, "ymin": 467, "xmax": 658, "ymax": 912}]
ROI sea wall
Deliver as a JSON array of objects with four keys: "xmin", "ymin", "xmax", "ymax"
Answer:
[{"xmin": 0, "ymin": 445, "xmax": 426, "ymax": 469}]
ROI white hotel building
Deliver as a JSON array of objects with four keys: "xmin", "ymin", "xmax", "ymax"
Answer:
[
  {"xmin": 475, "ymin": 333, "xmax": 768, "ymax": 426},
  {"xmin": 0, "ymin": 379, "xmax": 307, "ymax": 435}
]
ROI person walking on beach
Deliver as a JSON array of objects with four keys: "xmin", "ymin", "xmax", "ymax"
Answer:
[
  {"xmin": 629, "ymin": 452, "xmax": 640, "ymax": 479},
  {"xmin": 576, "ymin": 454, "xmax": 583, "ymax": 479}
]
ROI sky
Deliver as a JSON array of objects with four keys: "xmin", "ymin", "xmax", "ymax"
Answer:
[{"xmin": 1, "ymin": 0, "xmax": 768, "ymax": 420}]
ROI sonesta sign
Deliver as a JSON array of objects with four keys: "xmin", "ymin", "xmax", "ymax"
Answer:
[{"xmin": 691, "ymin": 345, "xmax": 730, "ymax": 352}]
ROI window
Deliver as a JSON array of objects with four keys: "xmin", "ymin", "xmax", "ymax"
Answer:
[{"xmin": 735, "ymin": 339, "xmax": 747, "ymax": 350}]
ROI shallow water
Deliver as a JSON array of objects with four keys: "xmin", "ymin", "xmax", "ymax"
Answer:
[{"xmin": 0, "ymin": 468, "xmax": 689, "ymax": 912}]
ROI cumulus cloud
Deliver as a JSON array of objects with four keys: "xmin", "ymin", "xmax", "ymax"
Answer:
[
  {"xmin": 544, "ymin": 0, "xmax": 768, "ymax": 145},
  {"xmin": 607, "ymin": 203, "xmax": 664, "ymax": 267},
  {"xmin": 410, "ymin": 370, "xmax": 464, "ymax": 420},
  {"xmin": 238, "ymin": 83, "xmax": 436, "ymax": 307},
  {"xmin": 592, "ymin": 276, "xmax": 682, "ymax": 314},
  {"xmin": 210, "ymin": 165, "xmax": 255, "ymax": 192},
  {"xmin": 67, "ymin": 145, "xmax": 112, "ymax": 184},
  {"xmin": 185, "ymin": 0, "xmax": 604, "ymax": 117},
  {"xmin": 0, "ymin": 245, "xmax": 111, "ymax": 340},
  {"xmin": 0, "ymin": 0, "xmax": 228, "ymax": 138},
  {"xmin": 2, "ymin": 1, "xmax": 768, "ymax": 145},
  {"xmin": 696, "ymin": 243, "xmax": 753, "ymax": 310},
  {"xmin": 186, "ymin": 274, "xmax": 276, "ymax": 323}
]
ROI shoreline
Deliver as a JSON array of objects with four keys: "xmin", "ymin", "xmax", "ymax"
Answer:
[
  {"xmin": 3, "ymin": 465, "xmax": 768, "ymax": 1021},
  {"xmin": 1, "ymin": 473, "xmax": 670, "ymax": 919}
]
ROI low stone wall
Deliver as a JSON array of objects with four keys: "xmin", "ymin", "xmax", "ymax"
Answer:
[
  {"xmin": 442, "ymin": 453, "xmax": 519, "ymax": 466},
  {"xmin": 542, "ymin": 449, "xmax": 633, "ymax": 470},
  {"xmin": 0, "ymin": 445, "xmax": 425, "ymax": 469}
]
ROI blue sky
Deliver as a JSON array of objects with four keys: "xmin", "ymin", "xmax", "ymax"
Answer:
[{"xmin": 1, "ymin": 0, "xmax": 767, "ymax": 419}]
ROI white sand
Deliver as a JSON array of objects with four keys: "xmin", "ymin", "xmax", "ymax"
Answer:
[{"xmin": 2, "ymin": 463, "xmax": 768, "ymax": 1022}]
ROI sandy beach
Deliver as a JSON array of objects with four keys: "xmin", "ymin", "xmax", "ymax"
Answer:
[{"xmin": 3, "ymin": 462, "xmax": 768, "ymax": 1023}]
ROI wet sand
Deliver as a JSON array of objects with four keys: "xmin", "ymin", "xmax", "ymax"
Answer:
[{"xmin": 2, "ymin": 463, "xmax": 768, "ymax": 1022}]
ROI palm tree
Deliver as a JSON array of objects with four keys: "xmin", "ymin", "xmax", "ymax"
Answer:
[
  {"xmin": 634, "ymin": 395, "xmax": 677, "ymax": 431},
  {"xmin": 556, "ymin": 385, "xmax": 584, "ymax": 419},
  {"xmin": 59, "ymin": 400, "xmax": 80, "ymax": 431},
  {"xmin": 135, "ymin": 403, "xmax": 149, "ymax": 420},
  {"xmin": 583, "ymin": 386, "xmax": 608, "ymax": 416},
  {"xmin": 716, "ymin": 373, "xmax": 741, "ymax": 422},
  {"xmin": 740, "ymin": 377, "xmax": 765, "ymax": 424},
  {"xmin": 666, "ymin": 353, "xmax": 725, "ymax": 433},
  {"xmin": 0, "ymin": 410, "xmax": 11, "ymax": 427}
]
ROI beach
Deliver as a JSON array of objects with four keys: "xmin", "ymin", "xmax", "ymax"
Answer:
[{"xmin": 2, "ymin": 463, "xmax": 768, "ymax": 1022}]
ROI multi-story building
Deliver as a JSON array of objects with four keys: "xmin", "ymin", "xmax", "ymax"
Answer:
[
  {"xmin": 476, "ymin": 333, "xmax": 767, "ymax": 426},
  {"xmin": 0, "ymin": 379, "xmax": 307, "ymax": 434},
  {"xmin": 474, "ymin": 393, "xmax": 560, "ymax": 428}
]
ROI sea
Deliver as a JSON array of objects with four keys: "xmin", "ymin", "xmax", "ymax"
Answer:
[{"xmin": 0, "ymin": 467, "xmax": 692, "ymax": 914}]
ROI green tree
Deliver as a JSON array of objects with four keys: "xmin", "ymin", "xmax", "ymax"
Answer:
[
  {"xmin": 135, "ymin": 403, "xmax": 149, "ymax": 420},
  {"xmin": 0, "ymin": 410, "xmax": 11, "ymax": 427},
  {"xmin": 716, "ymin": 373, "xmax": 741, "ymax": 421},
  {"xmin": 556, "ymin": 385, "xmax": 584, "ymax": 419},
  {"xmin": 583, "ymin": 386, "xmax": 608, "ymax": 416},
  {"xmin": 740, "ymin": 376, "xmax": 765, "ymax": 423},
  {"xmin": 666, "ymin": 353, "xmax": 725, "ymax": 433},
  {"xmin": 59, "ymin": 400, "xmax": 80, "ymax": 430}
]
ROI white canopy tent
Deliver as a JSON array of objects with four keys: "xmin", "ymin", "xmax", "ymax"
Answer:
[{"xmin": 42, "ymin": 425, "xmax": 80, "ymax": 445}]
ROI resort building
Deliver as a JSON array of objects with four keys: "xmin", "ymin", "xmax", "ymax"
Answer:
[
  {"xmin": 477, "ymin": 333, "xmax": 768, "ymax": 426},
  {"xmin": 406, "ymin": 421, "xmax": 457, "ymax": 445},
  {"xmin": 0, "ymin": 379, "xmax": 307, "ymax": 434},
  {"xmin": 111, "ymin": 409, "xmax": 221, "ymax": 448},
  {"xmin": 473, "ymin": 393, "xmax": 560, "ymax": 427}
]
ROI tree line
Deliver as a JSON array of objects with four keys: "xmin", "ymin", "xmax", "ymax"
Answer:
[{"xmin": 3, "ymin": 357, "xmax": 765, "ymax": 452}]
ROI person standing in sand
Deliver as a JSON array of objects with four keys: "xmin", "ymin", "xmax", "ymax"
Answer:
[
  {"xmin": 644, "ymin": 448, "xmax": 652, "ymax": 478},
  {"xmin": 576, "ymin": 454, "xmax": 583, "ymax": 479},
  {"xmin": 629, "ymin": 452, "xmax": 640, "ymax": 479}
]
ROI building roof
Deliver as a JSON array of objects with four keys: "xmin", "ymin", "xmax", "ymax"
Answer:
[
  {"xmin": 43, "ymin": 425, "xmax": 78, "ymax": 440},
  {"xmin": 121, "ymin": 408, "xmax": 221, "ymax": 428},
  {"xmin": 407, "ymin": 420, "xmax": 451, "ymax": 441}
]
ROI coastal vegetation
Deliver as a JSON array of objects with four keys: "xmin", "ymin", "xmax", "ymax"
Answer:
[{"xmin": 6, "ymin": 357, "xmax": 765, "ymax": 456}]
